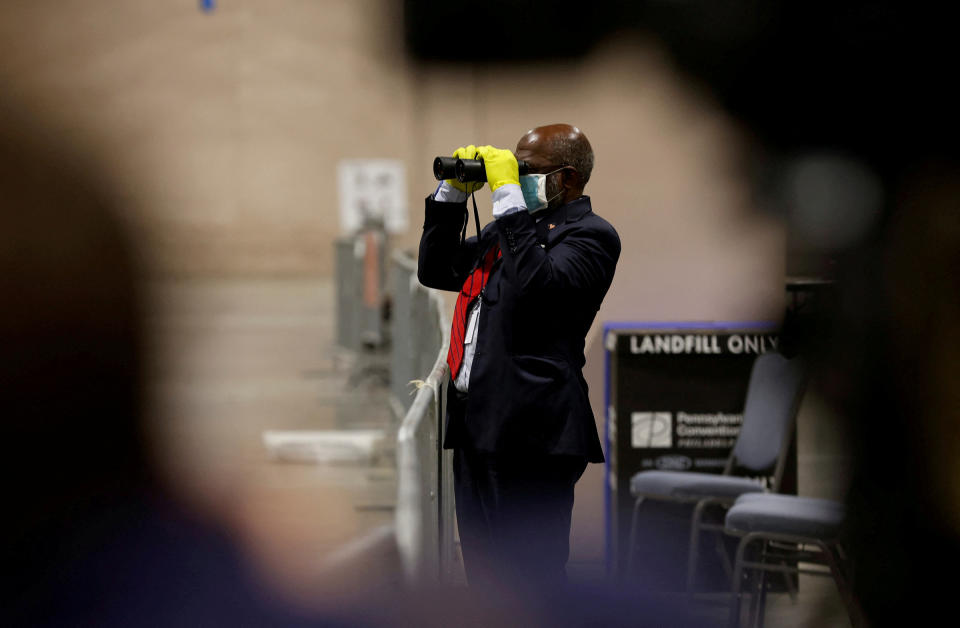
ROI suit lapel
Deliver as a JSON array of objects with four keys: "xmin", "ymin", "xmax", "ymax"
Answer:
[
  {"xmin": 480, "ymin": 228, "xmax": 503, "ymax": 303},
  {"xmin": 535, "ymin": 215, "xmax": 551, "ymax": 243},
  {"xmin": 545, "ymin": 196, "xmax": 592, "ymax": 247},
  {"xmin": 543, "ymin": 204, "xmax": 569, "ymax": 247}
]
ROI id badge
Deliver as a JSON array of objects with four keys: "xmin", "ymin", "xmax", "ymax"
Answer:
[{"xmin": 465, "ymin": 304, "xmax": 480, "ymax": 345}]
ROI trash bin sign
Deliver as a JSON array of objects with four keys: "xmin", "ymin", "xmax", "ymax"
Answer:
[{"xmin": 604, "ymin": 323, "xmax": 785, "ymax": 586}]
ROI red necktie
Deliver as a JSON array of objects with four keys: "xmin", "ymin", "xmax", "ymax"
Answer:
[{"xmin": 447, "ymin": 243, "xmax": 501, "ymax": 379}]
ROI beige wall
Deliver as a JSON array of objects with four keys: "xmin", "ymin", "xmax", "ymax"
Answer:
[
  {"xmin": 0, "ymin": 2, "xmax": 781, "ymax": 287},
  {"xmin": 0, "ymin": 0, "xmax": 415, "ymax": 275},
  {"xmin": 1, "ymin": 1, "xmax": 786, "ymax": 567}
]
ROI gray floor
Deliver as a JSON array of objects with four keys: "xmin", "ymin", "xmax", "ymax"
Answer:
[{"xmin": 148, "ymin": 278, "xmax": 398, "ymax": 605}]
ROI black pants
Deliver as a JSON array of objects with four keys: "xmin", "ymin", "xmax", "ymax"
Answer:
[{"xmin": 453, "ymin": 445, "xmax": 587, "ymax": 590}]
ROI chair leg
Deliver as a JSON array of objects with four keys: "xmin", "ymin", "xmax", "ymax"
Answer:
[
  {"xmin": 744, "ymin": 540, "xmax": 771, "ymax": 628},
  {"xmin": 625, "ymin": 497, "xmax": 644, "ymax": 580},
  {"xmin": 686, "ymin": 499, "xmax": 709, "ymax": 592},
  {"xmin": 747, "ymin": 566, "xmax": 763, "ymax": 628},
  {"xmin": 775, "ymin": 542, "xmax": 798, "ymax": 603},
  {"xmin": 755, "ymin": 564, "xmax": 769, "ymax": 628},
  {"xmin": 727, "ymin": 535, "xmax": 754, "ymax": 628},
  {"xmin": 818, "ymin": 541, "xmax": 863, "ymax": 628},
  {"xmin": 780, "ymin": 569, "xmax": 797, "ymax": 603},
  {"xmin": 714, "ymin": 528, "xmax": 735, "ymax": 580}
]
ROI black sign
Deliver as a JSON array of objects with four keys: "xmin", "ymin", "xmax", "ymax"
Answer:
[{"xmin": 604, "ymin": 324, "xmax": 788, "ymax": 588}]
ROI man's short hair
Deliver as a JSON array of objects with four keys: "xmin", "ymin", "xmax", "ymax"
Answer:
[{"xmin": 548, "ymin": 132, "xmax": 594, "ymax": 185}]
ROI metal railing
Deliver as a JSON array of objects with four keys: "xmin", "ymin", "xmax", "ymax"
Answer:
[
  {"xmin": 389, "ymin": 253, "xmax": 417, "ymax": 415},
  {"xmin": 335, "ymin": 239, "xmax": 456, "ymax": 584},
  {"xmin": 334, "ymin": 228, "xmax": 387, "ymax": 350},
  {"xmin": 391, "ymin": 251, "xmax": 456, "ymax": 583}
]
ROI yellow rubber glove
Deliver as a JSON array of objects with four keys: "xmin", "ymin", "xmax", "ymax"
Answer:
[
  {"xmin": 475, "ymin": 145, "xmax": 519, "ymax": 191},
  {"xmin": 447, "ymin": 145, "xmax": 485, "ymax": 194}
]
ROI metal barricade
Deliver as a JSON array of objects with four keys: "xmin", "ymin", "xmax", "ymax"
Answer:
[
  {"xmin": 334, "ymin": 238, "xmax": 359, "ymax": 349},
  {"xmin": 389, "ymin": 252, "xmax": 416, "ymax": 415},
  {"xmin": 392, "ymin": 254, "xmax": 456, "ymax": 584},
  {"xmin": 334, "ymin": 227, "xmax": 387, "ymax": 350},
  {"xmin": 335, "ymin": 242, "xmax": 456, "ymax": 583}
]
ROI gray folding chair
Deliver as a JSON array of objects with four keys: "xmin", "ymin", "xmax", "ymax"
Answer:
[
  {"xmin": 626, "ymin": 351, "xmax": 806, "ymax": 591},
  {"xmin": 724, "ymin": 493, "xmax": 860, "ymax": 628}
]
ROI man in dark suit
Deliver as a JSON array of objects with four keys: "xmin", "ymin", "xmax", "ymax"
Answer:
[{"xmin": 417, "ymin": 124, "xmax": 620, "ymax": 589}]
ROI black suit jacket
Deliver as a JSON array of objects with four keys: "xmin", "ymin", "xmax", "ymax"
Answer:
[{"xmin": 417, "ymin": 194, "xmax": 620, "ymax": 462}]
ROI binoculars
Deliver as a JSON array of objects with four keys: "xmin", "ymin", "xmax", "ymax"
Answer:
[{"xmin": 433, "ymin": 156, "xmax": 531, "ymax": 183}]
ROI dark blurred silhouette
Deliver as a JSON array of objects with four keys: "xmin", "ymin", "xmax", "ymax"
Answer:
[
  {"xmin": 0, "ymin": 103, "xmax": 339, "ymax": 627},
  {"xmin": 818, "ymin": 175, "xmax": 960, "ymax": 625},
  {"xmin": 405, "ymin": 1, "xmax": 955, "ymax": 175}
]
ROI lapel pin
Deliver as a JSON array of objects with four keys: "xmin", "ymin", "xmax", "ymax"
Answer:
[{"xmin": 548, "ymin": 223, "xmax": 556, "ymax": 230}]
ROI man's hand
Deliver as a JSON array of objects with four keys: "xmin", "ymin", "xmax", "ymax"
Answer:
[
  {"xmin": 475, "ymin": 145, "xmax": 519, "ymax": 191},
  {"xmin": 447, "ymin": 145, "xmax": 485, "ymax": 194}
]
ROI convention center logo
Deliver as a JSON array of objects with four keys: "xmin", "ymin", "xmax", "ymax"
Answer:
[{"xmin": 631, "ymin": 411, "xmax": 672, "ymax": 448}]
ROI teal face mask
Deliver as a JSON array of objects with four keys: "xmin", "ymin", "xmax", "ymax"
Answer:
[{"xmin": 519, "ymin": 168, "xmax": 564, "ymax": 213}]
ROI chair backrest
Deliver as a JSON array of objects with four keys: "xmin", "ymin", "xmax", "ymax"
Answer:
[{"xmin": 727, "ymin": 352, "xmax": 806, "ymax": 488}]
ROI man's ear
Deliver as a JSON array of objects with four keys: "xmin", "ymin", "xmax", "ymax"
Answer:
[{"xmin": 562, "ymin": 167, "xmax": 582, "ymax": 191}]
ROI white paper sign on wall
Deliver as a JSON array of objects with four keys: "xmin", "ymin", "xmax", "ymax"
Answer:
[{"xmin": 337, "ymin": 159, "xmax": 408, "ymax": 234}]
